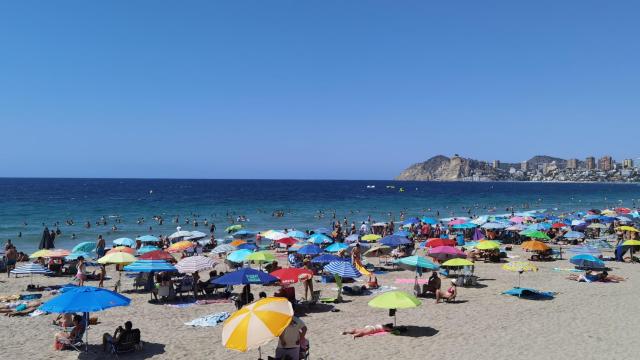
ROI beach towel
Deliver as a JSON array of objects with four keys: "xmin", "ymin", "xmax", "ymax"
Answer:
[
  {"xmin": 195, "ymin": 299, "xmax": 233, "ymax": 305},
  {"xmin": 355, "ymin": 262, "xmax": 372, "ymax": 276},
  {"xmin": 165, "ymin": 302, "xmax": 196, "ymax": 309},
  {"xmin": 184, "ymin": 312, "xmax": 230, "ymax": 327},
  {"xmin": 553, "ymin": 267, "xmax": 583, "ymax": 273},
  {"xmin": 28, "ymin": 309, "xmax": 47, "ymax": 317},
  {"xmin": 502, "ymin": 287, "xmax": 555, "ymax": 300},
  {"xmin": 395, "ymin": 278, "xmax": 427, "ymax": 285}
]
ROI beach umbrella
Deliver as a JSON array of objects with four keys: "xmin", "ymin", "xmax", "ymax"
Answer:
[
  {"xmin": 308, "ymin": 233, "xmax": 333, "ymax": 245},
  {"xmin": 395, "ymin": 255, "xmax": 439, "ymax": 271},
  {"xmin": 403, "ymin": 217, "xmax": 421, "ymax": 225},
  {"xmin": 107, "ymin": 246, "xmax": 136, "ymax": 255},
  {"xmin": 169, "ymin": 230, "xmax": 193, "ymax": 240},
  {"xmin": 421, "ymin": 217, "xmax": 438, "ymax": 225},
  {"xmin": 570, "ymin": 254, "xmax": 605, "ymax": 269},
  {"xmin": 361, "ymin": 234, "xmax": 381, "ymax": 242},
  {"xmin": 237, "ymin": 243, "xmax": 258, "ymax": 251},
  {"xmin": 97, "ymin": 252, "xmax": 136, "ymax": 265},
  {"xmin": 572, "ymin": 220, "xmax": 587, "ymax": 227},
  {"xmin": 314, "ymin": 227, "xmax": 332, "ymax": 234},
  {"xmin": 523, "ymin": 230, "xmax": 551, "ymax": 240},
  {"xmin": 270, "ymin": 268, "xmax": 314, "ymax": 284},
  {"xmin": 564, "ymin": 231, "xmax": 585, "ymax": 239},
  {"xmin": 502, "ymin": 262, "xmax": 538, "ymax": 288},
  {"xmin": 521, "ymin": 240, "xmax": 551, "ymax": 252},
  {"xmin": 275, "ymin": 237, "xmax": 298, "ymax": 246},
  {"xmin": 363, "ymin": 245, "xmax": 391, "ymax": 257},
  {"xmin": 452, "ymin": 223, "xmax": 476, "ymax": 229},
  {"xmin": 167, "ymin": 241, "xmax": 195, "ymax": 253},
  {"xmin": 506, "ymin": 224, "xmax": 527, "ymax": 231},
  {"xmin": 136, "ymin": 235, "xmax": 159, "ymax": 243},
  {"xmin": 29, "ymin": 249, "xmax": 54, "ymax": 259},
  {"xmin": 380, "ymin": 235, "xmax": 411, "ymax": 247},
  {"xmin": 72, "ymin": 242, "xmax": 96, "ymax": 253},
  {"xmin": 286, "ymin": 230, "xmax": 308, "ymax": 239},
  {"xmin": 297, "ymin": 244, "xmax": 323, "ymax": 256},
  {"xmin": 39, "ymin": 286, "xmax": 130, "ymax": 351},
  {"xmin": 175, "ymin": 255, "xmax": 216, "ymax": 273},
  {"xmin": 448, "ymin": 219, "xmax": 467, "ymax": 226},
  {"xmin": 186, "ymin": 231, "xmax": 207, "ymax": 240},
  {"xmin": 212, "ymin": 244, "xmax": 236, "ymax": 254},
  {"xmin": 245, "ymin": 251, "xmax": 276, "ymax": 264},
  {"xmin": 230, "ymin": 239, "xmax": 247, "ymax": 247},
  {"xmin": 510, "ymin": 216, "xmax": 525, "ymax": 224},
  {"xmin": 262, "ymin": 231, "xmax": 288, "ymax": 241},
  {"xmin": 221, "ymin": 297, "xmax": 293, "ymax": 356},
  {"xmin": 441, "ymin": 258, "xmax": 474, "ymax": 267},
  {"xmin": 427, "ymin": 246, "xmax": 466, "ymax": 261},
  {"xmin": 324, "ymin": 261, "xmax": 362, "ymax": 278},
  {"xmin": 113, "ymin": 238, "xmax": 136, "ymax": 248},
  {"xmin": 622, "ymin": 239, "xmax": 640, "ymax": 246},
  {"xmin": 234, "ymin": 230, "xmax": 258, "ymax": 239},
  {"xmin": 368, "ymin": 291, "xmax": 421, "ymax": 326},
  {"xmin": 325, "ymin": 243, "xmax": 349, "ymax": 253},
  {"xmin": 425, "ymin": 238, "xmax": 456, "ymax": 248},
  {"xmin": 10, "ymin": 263, "xmax": 53, "ymax": 284},
  {"xmin": 475, "ymin": 241, "xmax": 500, "ymax": 250},
  {"xmin": 616, "ymin": 226, "xmax": 639, "ymax": 232},
  {"xmin": 584, "ymin": 239, "xmax": 613, "ymax": 249},
  {"xmin": 482, "ymin": 222, "xmax": 507, "ymax": 230},
  {"xmin": 587, "ymin": 223, "xmax": 607, "ymax": 229},
  {"xmin": 137, "ymin": 245, "xmax": 160, "ymax": 255},
  {"xmin": 394, "ymin": 230, "xmax": 411, "ymax": 237},
  {"xmin": 123, "ymin": 259, "xmax": 177, "ymax": 273},
  {"xmin": 227, "ymin": 249, "xmax": 253, "ymax": 263},
  {"xmin": 213, "ymin": 268, "xmax": 279, "ymax": 286},
  {"xmin": 311, "ymin": 254, "xmax": 348, "ymax": 264},
  {"xmin": 552, "ymin": 222, "xmax": 568, "ymax": 229},
  {"xmin": 139, "ymin": 250, "xmax": 174, "ymax": 261},
  {"xmin": 616, "ymin": 216, "xmax": 632, "ymax": 223},
  {"xmin": 225, "ymin": 225, "xmax": 243, "ymax": 233},
  {"xmin": 65, "ymin": 252, "xmax": 93, "ymax": 261}
]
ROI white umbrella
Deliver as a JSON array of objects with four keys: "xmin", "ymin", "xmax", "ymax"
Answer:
[
  {"xmin": 169, "ymin": 230, "xmax": 193, "ymax": 240},
  {"xmin": 175, "ymin": 256, "xmax": 216, "ymax": 274},
  {"xmin": 213, "ymin": 244, "xmax": 236, "ymax": 254}
]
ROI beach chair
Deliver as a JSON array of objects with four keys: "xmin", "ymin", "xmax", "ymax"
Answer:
[
  {"xmin": 175, "ymin": 276, "xmax": 194, "ymax": 299},
  {"xmin": 133, "ymin": 273, "xmax": 149, "ymax": 291},
  {"xmin": 156, "ymin": 284, "xmax": 174, "ymax": 302},
  {"xmin": 107, "ymin": 329, "xmax": 143, "ymax": 358}
]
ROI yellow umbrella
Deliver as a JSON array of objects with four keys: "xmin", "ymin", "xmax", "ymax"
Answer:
[
  {"xmin": 222, "ymin": 297, "xmax": 293, "ymax": 354},
  {"xmin": 617, "ymin": 226, "xmax": 639, "ymax": 232},
  {"xmin": 622, "ymin": 239, "xmax": 640, "ymax": 246},
  {"xmin": 502, "ymin": 261, "xmax": 538, "ymax": 288},
  {"xmin": 475, "ymin": 241, "xmax": 500, "ymax": 250},
  {"xmin": 442, "ymin": 258, "xmax": 474, "ymax": 267},
  {"xmin": 29, "ymin": 249, "xmax": 53, "ymax": 259},
  {"xmin": 97, "ymin": 252, "xmax": 136, "ymax": 265},
  {"xmin": 167, "ymin": 241, "xmax": 195, "ymax": 253},
  {"xmin": 601, "ymin": 209, "xmax": 617, "ymax": 216},
  {"xmin": 361, "ymin": 234, "xmax": 382, "ymax": 242}
]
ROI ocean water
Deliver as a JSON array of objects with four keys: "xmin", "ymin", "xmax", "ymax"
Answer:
[{"xmin": 1, "ymin": 178, "xmax": 639, "ymax": 253}]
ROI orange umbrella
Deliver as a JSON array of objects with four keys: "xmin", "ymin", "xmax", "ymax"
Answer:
[
  {"xmin": 521, "ymin": 240, "xmax": 550, "ymax": 252},
  {"xmin": 48, "ymin": 249, "xmax": 71, "ymax": 258},
  {"xmin": 230, "ymin": 239, "xmax": 246, "ymax": 247},
  {"xmin": 167, "ymin": 241, "xmax": 194, "ymax": 254},
  {"xmin": 107, "ymin": 246, "xmax": 136, "ymax": 255}
]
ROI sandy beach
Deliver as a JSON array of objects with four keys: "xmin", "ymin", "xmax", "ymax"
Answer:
[{"xmin": 1, "ymin": 245, "xmax": 638, "ymax": 360}]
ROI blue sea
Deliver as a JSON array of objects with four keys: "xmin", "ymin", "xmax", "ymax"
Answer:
[{"xmin": 1, "ymin": 178, "xmax": 639, "ymax": 253}]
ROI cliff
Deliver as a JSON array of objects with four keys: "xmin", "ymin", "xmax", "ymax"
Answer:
[{"xmin": 395, "ymin": 155, "xmax": 500, "ymax": 181}]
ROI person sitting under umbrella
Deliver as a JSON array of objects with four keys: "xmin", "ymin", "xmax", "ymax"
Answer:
[
  {"xmin": 420, "ymin": 271, "xmax": 441, "ymax": 297},
  {"xmin": 54, "ymin": 314, "xmax": 85, "ymax": 350},
  {"xmin": 102, "ymin": 321, "xmax": 133, "ymax": 352}
]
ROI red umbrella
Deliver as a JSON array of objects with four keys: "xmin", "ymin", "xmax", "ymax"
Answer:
[
  {"xmin": 551, "ymin": 222, "xmax": 567, "ymax": 229},
  {"xmin": 425, "ymin": 238, "xmax": 456, "ymax": 248},
  {"xmin": 616, "ymin": 208, "xmax": 631, "ymax": 214},
  {"xmin": 270, "ymin": 268, "xmax": 313, "ymax": 284},
  {"xmin": 275, "ymin": 237, "xmax": 298, "ymax": 246},
  {"xmin": 139, "ymin": 250, "xmax": 174, "ymax": 261}
]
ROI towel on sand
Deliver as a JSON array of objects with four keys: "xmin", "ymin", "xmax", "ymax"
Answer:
[
  {"xmin": 165, "ymin": 302, "xmax": 196, "ymax": 309},
  {"xmin": 185, "ymin": 312, "xmax": 230, "ymax": 327},
  {"xmin": 395, "ymin": 279, "xmax": 427, "ymax": 284}
]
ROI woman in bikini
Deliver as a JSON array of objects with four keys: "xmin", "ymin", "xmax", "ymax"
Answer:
[
  {"xmin": 342, "ymin": 323, "xmax": 394, "ymax": 338},
  {"xmin": 435, "ymin": 280, "xmax": 457, "ymax": 303}
]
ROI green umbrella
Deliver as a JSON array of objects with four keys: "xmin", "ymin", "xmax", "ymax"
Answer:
[
  {"xmin": 245, "ymin": 251, "xmax": 276, "ymax": 263},
  {"xmin": 524, "ymin": 230, "xmax": 551, "ymax": 240},
  {"xmin": 72, "ymin": 241, "xmax": 96, "ymax": 253},
  {"xmin": 368, "ymin": 291, "xmax": 421, "ymax": 326},
  {"xmin": 226, "ymin": 224, "xmax": 243, "ymax": 233}
]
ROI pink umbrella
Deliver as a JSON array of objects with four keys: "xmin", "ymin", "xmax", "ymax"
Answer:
[
  {"xmin": 428, "ymin": 246, "xmax": 466, "ymax": 261},
  {"xmin": 510, "ymin": 216, "xmax": 525, "ymax": 224},
  {"xmin": 448, "ymin": 219, "xmax": 467, "ymax": 226}
]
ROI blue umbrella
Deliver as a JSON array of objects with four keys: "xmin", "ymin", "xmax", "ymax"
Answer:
[
  {"xmin": 482, "ymin": 222, "xmax": 507, "ymax": 230},
  {"xmin": 452, "ymin": 223, "xmax": 476, "ymax": 229},
  {"xmin": 233, "ymin": 230, "xmax": 258, "ymax": 238},
  {"xmin": 113, "ymin": 238, "xmax": 136, "ymax": 248},
  {"xmin": 286, "ymin": 230, "xmax": 309, "ymax": 239},
  {"xmin": 324, "ymin": 261, "xmax": 361, "ymax": 278},
  {"xmin": 421, "ymin": 217, "xmax": 438, "ymax": 225},
  {"xmin": 393, "ymin": 230, "xmax": 410, "ymax": 237},
  {"xmin": 136, "ymin": 235, "xmax": 159, "ymax": 243},
  {"xmin": 570, "ymin": 254, "xmax": 605, "ymax": 269},
  {"xmin": 311, "ymin": 254, "xmax": 348, "ymax": 264},
  {"xmin": 123, "ymin": 260, "xmax": 177, "ymax": 273},
  {"xmin": 237, "ymin": 243, "xmax": 258, "ymax": 251},
  {"xmin": 72, "ymin": 242, "xmax": 96, "ymax": 253},
  {"xmin": 227, "ymin": 249, "xmax": 253, "ymax": 263},
  {"xmin": 65, "ymin": 252, "xmax": 94, "ymax": 261},
  {"xmin": 308, "ymin": 233, "xmax": 333, "ymax": 244},
  {"xmin": 38, "ymin": 286, "xmax": 131, "ymax": 351},
  {"xmin": 314, "ymin": 227, "xmax": 332, "ymax": 234},
  {"xmin": 212, "ymin": 267, "xmax": 278, "ymax": 285},
  {"xmin": 403, "ymin": 217, "xmax": 421, "ymax": 225},
  {"xmin": 137, "ymin": 245, "xmax": 160, "ymax": 255},
  {"xmin": 563, "ymin": 231, "xmax": 585, "ymax": 239},
  {"xmin": 325, "ymin": 243, "xmax": 349, "ymax": 253},
  {"xmin": 297, "ymin": 244, "xmax": 323, "ymax": 255},
  {"xmin": 345, "ymin": 234, "xmax": 360, "ymax": 243},
  {"xmin": 380, "ymin": 235, "xmax": 411, "ymax": 247}
]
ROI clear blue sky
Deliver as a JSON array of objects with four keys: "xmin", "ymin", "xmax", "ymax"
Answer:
[{"xmin": 1, "ymin": 1, "xmax": 639, "ymax": 179}]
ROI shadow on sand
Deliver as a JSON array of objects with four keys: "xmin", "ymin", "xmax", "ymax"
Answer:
[{"xmin": 77, "ymin": 341, "xmax": 166, "ymax": 359}]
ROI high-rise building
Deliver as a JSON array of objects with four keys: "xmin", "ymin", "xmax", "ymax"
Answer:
[
  {"xmin": 492, "ymin": 160, "xmax": 500, "ymax": 169},
  {"xmin": 566, "ymin": 159, "xmax": 578, "ymax": 169},
  {"xmin": 520, "ymin": 161, "xmax": 528, "ymax": 171},
  {"xmin": 623, "ymin": 159, "xmax": 634, "ymax": 169},
  {"xmin": 598, "ymin": 156, "xmax": 613, "ymax": 171},
  {"xmin": 585, "ymin": 157, "xmax": 596, "ymax": 170}
]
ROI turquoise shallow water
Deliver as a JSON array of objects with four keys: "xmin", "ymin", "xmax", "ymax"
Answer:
[{"xmin": 1, "ymin": 178, "xmax": 639, "ymax": 253}]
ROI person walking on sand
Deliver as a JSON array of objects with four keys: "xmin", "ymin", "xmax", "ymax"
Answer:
[{"xmin": 76, "ymin": 256, "xmax": 87, "ymax": 286}]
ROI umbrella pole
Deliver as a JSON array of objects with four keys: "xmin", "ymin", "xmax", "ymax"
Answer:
[
  {"xmin": 85, "ymin": 312, "xmax": 89, "ymax": 352},
  {"xmin": 258, "ymin": 346, "xmax": 262, "ymax": 360}
]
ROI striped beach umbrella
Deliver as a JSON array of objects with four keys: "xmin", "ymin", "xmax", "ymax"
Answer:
[
  {"xmin": 222, "ymin": 297, "xmax": 293, "ymax": 353},
  {"xmin": 175, "ymin": 256, "xmax": 216, "ymax": 274},
  {"xmin": 10, "ymin": 263, "xmax": 53, "ymax": 284},
  {"xmin": 213, "ymin": 244, "xmax": 236, "ymax": 254},
  {"xmin": 323, "ymin": 261, "xmax": 361, "ymax": 278},
  {"xmin": 124, "ymin": 260, "xmax": 177, "ymax": 273}
]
